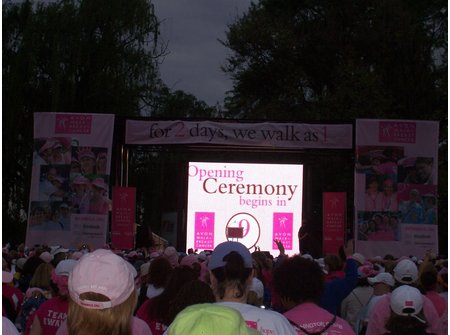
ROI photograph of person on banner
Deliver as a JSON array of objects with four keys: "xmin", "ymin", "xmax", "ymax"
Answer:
[
  {"xmin": 28, "ymin": 201, "xmax": 70, "ymax": 231},
  {"xmin": 357, "ymin": 211, "xmax": 399, "ymax": 241},
  {"xmin": 73, "ymin": 146, "xmax": 109, "ymax": 177},
  {"xmin": 79, "ymin": 177, "xmax": 111, "ymax": 215},
  {"xmin": 38, "ymin": 165, "xmax": 70, "ymax": 202},
  {"xmin": 364, "ymin": 175, "xmax": 383, "ymax": 212},
  {"xmin": 398, "ymin": 157, "xmax": 435, "ymax": 185},
  {"xmin": 34, "ymin": 137, "xmax": 72, "ymax": 165},
  {"xmin": 397, "ymin": 184, "xmax": 437, "ymax": 225},
  {"xmin": 355, "ymin": 146, "xmax": 403, "ymax": 178}
]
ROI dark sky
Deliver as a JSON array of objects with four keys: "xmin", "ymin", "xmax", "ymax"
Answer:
[{"xmin": 152, "ymin": 0, "xmax": 252, "ymax": 106}]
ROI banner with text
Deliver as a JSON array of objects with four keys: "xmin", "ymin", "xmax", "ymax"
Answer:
[
  {"xmin": 111, "ymin": 187, "xmax": 136, "ymax": 250},
  {"xmin": 354, "ymin": 119, "xmax": 439, "ymax": 258},
  {"xmin": 26, "ymin": 113, "xmax": 115, "ymax": 249},
  {"xmin": 323, "ymin": 192, "xmax": 346, "ymax": 255},
  {"xmin": 126, "ymin": 120, "xmax": 352, "ymax": 149}
]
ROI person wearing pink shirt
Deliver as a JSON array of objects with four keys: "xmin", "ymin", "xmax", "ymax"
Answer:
[
  {"xmin": 56, "ymin": 249, "xmax": 151, "ymax": 335},
  {"xmin": 273, "ymin": 255, "xmax": 355, "ymax": 335},
  {"xmin": 365, "ymin": 259, "xmax": 444, "ymax": 335}
]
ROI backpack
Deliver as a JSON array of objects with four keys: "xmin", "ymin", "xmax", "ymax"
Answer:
[
  {"xmin": 288, "ymin": 315, "xmax": 337, "ymax": 335},
  {"xmin": 15, "ymin": 291, "xmax": 47, "ymax": 332}
]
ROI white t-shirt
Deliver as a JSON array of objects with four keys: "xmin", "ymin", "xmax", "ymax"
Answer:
[{"xmin": 216, "ymin": 301, "xmax": 297, "ymax": 335}]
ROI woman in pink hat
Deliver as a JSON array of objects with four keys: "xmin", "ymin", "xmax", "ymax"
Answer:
[
  {"xmin": 56, "ymin": 249, "xmax": 151, "ymax": 335},
  {"xmin": 96, "ymin": 151, "xmax": 108, "ymax": 175},
  {"xmin": 77, "ymin": 147, "xmax": 96, "ymax": 175},
  {"xmin": 51, "ymin": 138, "xmax": 71, "ymax": 165},
  {"xmin": 82, "ymin": 178, "xmax": 110, "ymax": 215}
]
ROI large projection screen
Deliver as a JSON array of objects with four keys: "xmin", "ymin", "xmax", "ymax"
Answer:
[{"xmin": 187, "ymin": 162, "xmax": 303, "ymax": 256}]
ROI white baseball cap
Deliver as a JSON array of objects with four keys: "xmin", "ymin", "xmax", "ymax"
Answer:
[
  {"xmin": 394, "ymin": 259, "xmax": 418, "ymax": 284},
  {"xmin": 368, "ymin": 272, "xmax": 395, "ymax": 287},
  {"xmin": 390, "ymin": 285, "xmax": 425, "ymax": 323}
]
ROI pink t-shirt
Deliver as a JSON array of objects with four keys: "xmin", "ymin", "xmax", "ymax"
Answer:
[
  {"xmin": 366, "ymin": 292, "xmax": 443, "ymax": 335},
  {"xmin": 56, "ymin": 316, "xmax": 152, "ymax": 335},
  {"xmin": 425, "ymin": 291, "xmax": 447, "ymax": 317},
  {"xmin": 284, "ymin": 302, "xmax": 355, "ymax": 335},
  {"xmin": 32, "ymin": 297, "xmax": 68, "ymax": 335},
  {"xmin": 136, "ymin": 299, "xmax": 167, "ymax": 335}
]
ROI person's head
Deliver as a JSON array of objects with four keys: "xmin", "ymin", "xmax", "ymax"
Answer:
[
  {"xmin": 148, "ymin": 256, "xmax": 173, "ymax": 288},
  {"xmin": 70, "ymin": 159, "xmax": 81, "ymax": 174},
  {"xmin": 52, "ymin": 248, "xmax": 69, "ymax": 266},
  {"xmin": 21, "ymin": 255, "xmax": 45, "ymax": 277},
  {"xmin": 352, "ymin": 252, "xmax": 366, "ymax": 267},
  {"xmin": 415, "ymin": 157, "xmax": 433, "ymax": 183},
  {"xmin": 60, "ymin": 203, "xmax": 70, "ymax": 217},
  {"xmin": 67, "ymin": 249, "xmax": 137, "ymax": 335},
  {"xmin": 167, "ymin": 303, "xmax": 259, "ymax": 335},
  {"xmin": 78, "ymin": 148, "xmax": 96, "ymax": 174},
  {"xmin": 419, "ymin": 270, "xmax": 438, "ymax": 293},
  {"xmin": 368, "ymin": 272, "xmax": 395, "ymax": 295},
  {"xmin": 72, "ymin": 175, "xmax": 90, "ymax": 193},
  {"xmin": 29, "ymin": 262, "xmax": 54, "ymax": 291},
  {"xmin": 323, "ymin": 254, "xmax": 343, "ymax": 273},
  {"xmin": 51, "ymin": 259, "xmax": 77, "ymax": 297},
  {"xmin": 423, "ymin": 194, "xmax": 437, "ymax": 208},
  {"xmin": 389, "ymin": 216, "xmax": 399, "ymax": 227},
  {"xmin": 409, "ymin": 188, "xmax": 421, "ymax": 202},
  {"xmin": 96, "ymin": 152, "xmax": 108, "ymax": 174},
  {"xmin": 273, "ymin": 256, "xmax": 324, "ymax": 311},
  {"xmin": 166, "ymin": 280, "xmax": 216, "ymax": 325},
  {"xmin": 209, "ymin": 241, "xmax": 253, "ymax": 301},
  {"xmin": 149, "ymin": 265, "xmax": 198, "ymax": 324},
  {"xmin": 163, "ymin": 246, "xmax": 180, "ymax": 268},
  {"xmin": 47, "ymin": 167, "xmax": 58, "ymax": 182},
  {"xmin": 32, "ymin": 206, "xmax": 45, "ymax": 224},
  {"xmin": 393, "ymin": 259, "xmax": 419, "ymax": 286},
  {"xmin": 385, "ymin": 285, "xmax": 428, "ymax": 333},
  {"xmin": 91, "ymin": 178, "xmax": 108, "ymax": 196},
  {"xmin": 382, "ymin": 178, "xmax": 395, "ymax": 195},
  {"xmin": 367, "ymin": 176, "xmax": 379, "ymax": 191}
]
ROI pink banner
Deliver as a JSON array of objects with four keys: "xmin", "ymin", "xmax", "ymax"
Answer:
[
  {"xmin": 126, "ymin": 120, "xmax": 352, "ymax": 149},
  {"xmin": 194, "ymin": 212, "xmax": 215, "ymax": 250},
  {"xmin": 322, "ymin": 192, "xmax": 346, "ymax": 255},
  {"xmin": 272, "ymin": 212, "xmax": 293, "ymax": 250},
  {"xmin": 111, "ymin": 187, "xmax": 136, "ymax": 250},
  {"xmin": 26, "ymin": 113, "xmax": 115, "ymax": 249}
]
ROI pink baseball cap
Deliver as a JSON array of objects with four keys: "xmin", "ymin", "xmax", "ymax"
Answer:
[
  {"xmin": 73, "ymin": 175, "xmax": 90, "ymax": 185},
  {"xmin": 91, "ymin": 178, "xmax": 108, "ymax": 190},
  {"xmin": 68, "ymin": 249, "xmax": 136, "ymax": 309}
]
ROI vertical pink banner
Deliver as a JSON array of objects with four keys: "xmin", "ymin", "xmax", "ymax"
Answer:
[
  {"xmin": 272, "ymin": 212, "xmax": 293, "ymax": 250},
  {"xmin": 323, "ymin": 192, "xmax": 346, "ymax": 255},
  {"xmin": 194, "ymin": 212, "xmax": 215, "ymax": 250},
  {"xmin": 111, "ymin": 187, "xmax": 136, "ymax": 250}
]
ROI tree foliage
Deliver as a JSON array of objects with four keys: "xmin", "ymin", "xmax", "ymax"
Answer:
[
  {"xmin": 222, "ymin": 0, "xmax": 447, "ymax": 122},
  {"xmin": 2, "ymin": 0, "xmax": 217, "ymax": 242}
]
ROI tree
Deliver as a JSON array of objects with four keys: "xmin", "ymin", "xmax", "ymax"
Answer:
[
  {"xmin": 2, "ymin": 0, "xmax": 167, "ymax": 243},
  {"xmin": 221, "ymin": 0, "xmax": 447, "ymax": 251},
  {"xmin": 222, "ymin": 0, "xmax": 447, "ymax": 122}
]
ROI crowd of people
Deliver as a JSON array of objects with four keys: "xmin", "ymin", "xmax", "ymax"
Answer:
[{"xmin": 2, "ymin": 240, "xmax": 447, "ymax": 335}]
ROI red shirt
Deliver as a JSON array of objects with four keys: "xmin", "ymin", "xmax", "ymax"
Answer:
[
  {"xmin": 29, "ymin": 297, "xmax": 68, "ymax": 335},
  {"xmin": 2, "ymin": 283, "xmax": 24, "ymax": 317},
  {"xmin": 136, "ymin": 298, "xmax": 167, "ymax": 335}
]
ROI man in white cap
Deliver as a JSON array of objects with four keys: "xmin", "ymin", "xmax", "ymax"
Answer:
[
  {"xmin": 356, "ymin": 272, "xmax": 395, "ymax": 334},
  {"xmin": 366, "ymin": 259, "xmax": 443, "ymax": 335}
]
